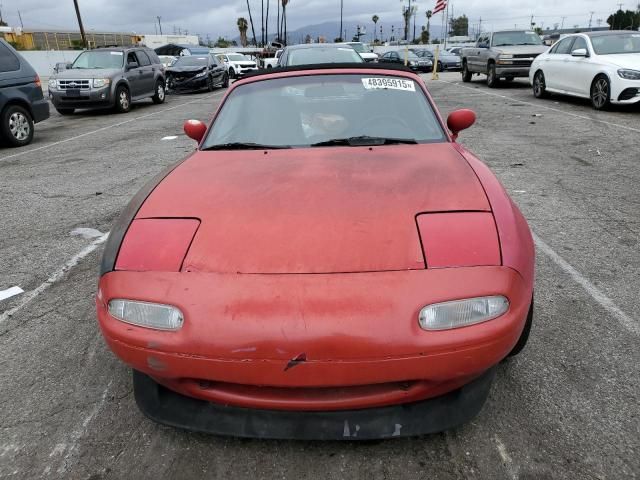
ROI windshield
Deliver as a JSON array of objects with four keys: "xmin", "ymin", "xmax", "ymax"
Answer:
[
  {"xmin": 591, "ymin": 33, "xmax": 640, "ymax": 55},
  {"xmin": 172, "ymin": 56, "xmax": 209, "ymax": 66},
  {"xmin": 202, "ymin": 74, "xmax": 445, "ymax": 149},
  {"xmin": 287, "ymin": 47, "xmax": 363, "ymax": 66},
  {"xmin": 493, "ymin": 31, "xmax": 543, "ymax": 46},
  {"xmin": 228, "ymin": 54, "xmax": 249, "ymax": 61},
  {"xmin": 71, "ymin": 51, "xmax": 124, "ymax": 69},
  {"xmin": 348, "ymin": 43, "xmax": 366, "ymax": 53}
]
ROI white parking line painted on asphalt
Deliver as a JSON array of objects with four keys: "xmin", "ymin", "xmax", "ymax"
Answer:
[
  {"xmin": 0, "ymin": 233, "xmax": 109, "ymax": 324},
  {"xmin": 0, "ymin": 286, "xmax": 24, "ymax": 302},
  {"xmin": 439, "ymin": 80, "xmax": 640, "ymax": 135},
  {"xmin": 161, "ymin": 135, "xmax": 178, "ymax": 141},
  {"xmin": 0, "ymin": 92, "xmax": 225, "ymax": 163},
  {"xmin": 533, "ymin": 233, "xmax": 639, "ymax": 335}
]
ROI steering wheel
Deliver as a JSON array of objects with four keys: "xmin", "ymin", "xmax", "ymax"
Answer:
[{"xmin": 358, "ymin": 114, "xmax": 413, "ymax": 136}]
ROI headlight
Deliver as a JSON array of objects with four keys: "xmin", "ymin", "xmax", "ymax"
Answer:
[
  {"xmin": 48, "ymin": 79, "xmax": 57, "ymax": 89},
  {"xmin": 618, "ymin": 69, "xmax": 640, "ymax": 80},
  {"xmin": 108, "ymin": 299, "xmax": 184, "ymax": 331},
  {"xmin": 409, "ymin": 60, "xmax": 417, "ymax": 66},
  {"xmin": 92, "ymin": 78, "xmax": 111, "ymax": 88},
  {"xmin": 195, "ymin": 70, "xmax": 208, "ymax": 78},
  {"xmin": 499, "ymin": 54, "xmax": 514, "ymax": 59},
  {"xmin": 418, "ymin": 296, "xmax": 509, "ymax": 331}
]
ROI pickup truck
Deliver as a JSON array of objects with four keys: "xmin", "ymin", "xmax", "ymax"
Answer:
[{"xmin": 461, "ymin": 30, "xmax": 548, "ymax": 87}]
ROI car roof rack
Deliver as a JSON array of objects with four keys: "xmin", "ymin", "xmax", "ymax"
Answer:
[{"xmin": 243, "ymin": 62, "xmax": 414, "ymax": 79}]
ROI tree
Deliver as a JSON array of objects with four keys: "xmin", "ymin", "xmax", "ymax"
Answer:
[
  {"xmin": 304, "ymin": 34, "xmax": 312, "ymax": 43},
  {"xmin": 214, "ymin": 36, "xmax": 231, "ymax": 48},
  {"xmin": 449, "ymin": 15, "xmax": 469, "ymax": 36},
  {"xmin": 420, "ymin": 25, "xmax": 430, "ymax": 44},
  {"xmin": 607, "ymin": 9, "xmax": 640, "ymax": 30},
  {"xmin": 237, "ymin": 18, "xmax": 249, "ymax": 47},
  {"xmin": 246, "ymin": 0, "xmax": 258, "ymax": 46},
  {"xmin": 372, "ymin": 15, "xmax": 379, "ymax": 42},
  {"xmin": 281, "ymin": 0, "xmax": 289, "ymax": 45},
  {"xmin": 426, "ymin": 9, "xmax": 432, "ymax": 38}
]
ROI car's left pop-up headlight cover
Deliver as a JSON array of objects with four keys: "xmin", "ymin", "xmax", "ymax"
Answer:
[{"xmin": 114, "ymin": 218, "xmax": 200, "ymax": 272}]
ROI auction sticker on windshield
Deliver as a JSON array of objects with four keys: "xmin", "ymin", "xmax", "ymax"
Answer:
[{"xmin": 362, "ymin": 78, "xmax": 416, "ymax": 92}]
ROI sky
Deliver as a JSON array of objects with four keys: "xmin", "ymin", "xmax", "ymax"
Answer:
[{"xmin": 2, "ymin": 0, "xmax": 631, "ymax": 41}]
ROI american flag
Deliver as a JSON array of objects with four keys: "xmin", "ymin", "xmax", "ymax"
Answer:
[{"xmin": 433, "ymin": 0, "xmax": 447, "ymax": 14}]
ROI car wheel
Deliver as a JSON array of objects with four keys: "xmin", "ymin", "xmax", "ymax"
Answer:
[
  {"xmin": 55, "ymin": 107, "xmax": 75, "ymax": 115},
  {"xmin": 487, "ymin": 64, "xmax": 499, "ymax": 88},
  {"xmin": 222, "ymin": 73, "xmax": 230, "ymax": 88},
  {"xmin": 207, "ymin": 75, "xmax": 215, "ymax": 92},
  {"xmin": 229, "ymin": 68, "xmax": 236, "ymax": 79},
  {"xmin": 114, "ymin": 86, "xmax": 131, "ymax": 113},
  {"xmin": 507, "ymin": 299, "xmax": 534, "ymax": 357},
  {"xmin": 590, "ymin": 75, "xmax": 610, "ymax": 110},
  {"xmin": 437, "ymin": 61, "xmax": 443, "ymax": 72},
  {"xmin": 533, "ymin": 71, "xmax": 548, "ymax": 98},
  {"xmin": 152, "ymin": 80, "xmax": 166, "ymax": 104},
  {"xmin": 1, "ymin": 104, "xmax": 34, "ymax": 147},
  {"xmin": 462, "ymin": 62, "xmax": 472, "ymax": 82}
]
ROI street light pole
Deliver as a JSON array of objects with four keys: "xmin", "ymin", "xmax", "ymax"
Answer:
[
  {"xmin": 72, "ymin": 0, "xmax": 88, "ymax": 49},
  {"xmin": 340, "ymin": 0, "xmax": 343, "ymax": 41},
  {"xmin": 157, "ymin": 16, "xmax": 163, "ymax": 35}
]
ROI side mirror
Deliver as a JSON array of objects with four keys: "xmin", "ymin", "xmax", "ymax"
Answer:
[
  {"xmin": 126, "ymin": 61, "xmax": 139, "ymax": 71},
  {"xmin": 447, "ymin": 109, "xmax": 476, "ymax": 141},
  {"xmin": 571, "ymin": 48, "xmax": 588, "ymax": 57},
  {"xmin": 184, "ymin": 119, "xmax": 207, "ymax": 143}
]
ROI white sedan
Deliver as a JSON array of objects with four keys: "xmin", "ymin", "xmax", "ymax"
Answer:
[{"xmin": 529, "ymin": 31, "xmax": 640, "ymax": 109}]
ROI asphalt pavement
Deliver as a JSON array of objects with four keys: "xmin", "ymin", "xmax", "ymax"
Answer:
[{"xmin": 0, "ymin": 72, "xmax": 638, "ymax": 479}]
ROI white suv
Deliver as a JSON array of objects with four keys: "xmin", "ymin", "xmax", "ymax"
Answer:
[{"xmin": 215, "ymin": 53, "xmax": 258, "ymax": 78}]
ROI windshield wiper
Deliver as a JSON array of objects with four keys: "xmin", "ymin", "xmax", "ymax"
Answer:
[
  {"xmin": 516, "ymin": 43, "xmax": 541, "ymax": 45},
  {"xmin": 311, "ymin": 136, "xmax": 418, "ymax": 147},
  {"xmin": 202, "ymin": 142, "xmax": 291, "ymax": 151},
  {"xmin": 495, "ymin": 43, "xmax": 514, "ymax": 46}
]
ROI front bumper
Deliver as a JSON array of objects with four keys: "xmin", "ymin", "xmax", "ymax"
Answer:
[
  {"xmin": 50, "ymin": 86, "xmax": 112, "ymax": 109},
  {"xmin": 97, "ymin": 266, "xmax": 531, "ymax": 413},
  {"xmin": 611, "ymin": 77, "xmax": 640, "ymax": 104},
  {"xmin": 167, "ymin": 75, "xmax": 207, "ymax": 92},
  {"xmin": 494, "ymin": 65, "xmax": 531, "ymax": 77},
  {"xmin": 234, "ymin": 66, "xmax": 259, "ymax": 77},
  {"xmin": 133, "ymin": 366, "xmax": 497, "ymax": 440}
]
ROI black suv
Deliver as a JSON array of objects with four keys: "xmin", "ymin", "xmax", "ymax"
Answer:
[
  {"xmin": 48, "ymin": 47, "xmax": 166, "ymax": 114},
  {"xmin": 0, "ymin": 39, "xmax": 49, "ymax": 147}
]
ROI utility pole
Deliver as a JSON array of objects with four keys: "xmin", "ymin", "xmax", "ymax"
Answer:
[
  {"xmin": 157, "ymin": 16, "xmax": 163, "ymax": 35},
  {"xmin": 588, "ymin": 11, "xmax": 594, "ymax": 30},
  {"xmin": 478, "ymin": 16, "xmax": 482, "ymax": 38},
  {"xmin": 72, "ymin": 0, "xmax": 88, "ymax": 49},
  {"xmin": 17, "ymin": 9, "xmax": 23, "ymax": 29},
  {"xmin": 530, "ymin": 14, "xmax": 534, "ymax": 28},
  {"xmin": 560, "ymin": 16, "xmax": 566, "ymax": 30},
  {"xmin": 339, "ymin": 0, "xmax": 343, "ymax": 41}
]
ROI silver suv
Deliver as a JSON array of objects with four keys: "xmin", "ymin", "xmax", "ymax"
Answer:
[{"xmin": 48, "ymin": 47, "xmax": 166, "ymax": 114}]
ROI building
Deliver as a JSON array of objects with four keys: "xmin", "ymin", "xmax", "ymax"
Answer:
[{"xmin": 1, "ymin": 27, "xmax": 138, "ymax": 50}]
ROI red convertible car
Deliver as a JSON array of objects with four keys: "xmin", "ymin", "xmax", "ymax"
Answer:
[{"xmin": 97, "ymin": 64, "xmax": 534, "ymax": 440}]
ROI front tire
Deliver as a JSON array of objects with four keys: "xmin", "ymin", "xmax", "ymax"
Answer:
[
  {"xmin": 533, "ymin": 71, "xmax": 548, "ymax": 98},
  {"xmin": 207, "ymin": 75, "xmax": 215, "ymax": 92},
  {"xmin": 437, "ymin": 61, "xmax": 443, "ymax": 72},
  {"xmin": 1, "ymin": 105, "xmax": 34, "ymax": 147},
  {"xmin": 229, "ymin": 68, "xmax": 236, "ymax": 79},
  {"xmin": 222, "ymin": 73, "xmax": 230, "ymax": 88},
  {"xmin": 461, "ymin": 62, "xmax": 472, "ymax": 82},
  {"xmin": 590, "ymin": 75, "xmax": 610, "ymax": 110},
  {"xmin": 507, "ymin": 299, "xmax": 534, "ymax": 357},
  {"xmin": 152, "ymin": 80, "xmax": 166, "ymax": 104},
  {"xmin": 487, "ymin": 63, "xmax": 499, "ymax": 88},
  {"xmin": 114, "ymin": 86, "xmax": 131, "ymax": 113}
]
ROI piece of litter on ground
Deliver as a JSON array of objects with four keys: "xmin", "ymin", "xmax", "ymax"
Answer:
[
  {"xmin": 162, "ymin": 136, "xmax": 178, "ymax": 141},
  {"xmin": 513, "ymin": 190, "xmax": 527, "ymax": 194},
  {"xmin": 0, "ymin": 287, "xmax": 24, "ymax": 302},
  {"xmin": 596, "ymin": 149, "xmax": 601, "ymax": 156},
  {"xmin": 532, "ymin": 114, "xmax": 542, "ymax": 117},
  {"xmin": 71, "ymin": 228, "xmax": 105, "ymax": 240},
  {"xmin": 510, "ymin": 163, "xmax": 524, "ymax": 167}
]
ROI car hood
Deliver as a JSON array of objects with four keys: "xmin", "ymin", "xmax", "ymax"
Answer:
[
  {"xmin": 596, "ymin": 53, "xmax": 640, "ymax": 69},
  {"xmin": 53, "ymin": 68, "xmax": 121, "ymax": 79},
  {"xmin": 167, "ymin": 65, "xmax": 207, "ymax": 73},
  {"xmin": 494, "ymin": 45, "xmax": 548, "ymax": 55},
  {"xmin": 137, "ymin": 144, "xmax": 491, "ymax": 274}
]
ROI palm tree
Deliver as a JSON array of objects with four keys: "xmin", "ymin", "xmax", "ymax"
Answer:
[
  {"xmin": 426, "ymin": 9, "xmax": 432, "ymax": 42},
  {"xmin": 281, "ymin": 0, "xmax": 289, "ymax": 45},
  {"xmin": 237, "ymin": 17, "xmax": 249, "ymax": 47},
  {"xmin": 246, "ymin": 0, "xmax": 258, "ymax": 46},
  {"xmin": 265, "ymin": 0, "xmax": 270, "ymax": 46},
  {"xmin": 372, "ymin": 15, "xmax": 379, "ymax": 42}
]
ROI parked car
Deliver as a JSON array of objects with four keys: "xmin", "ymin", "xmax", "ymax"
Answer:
[
  {"xmin": 97, "ymin": 64, "xmax": 534, "ymax": 440},
  {"xmin": 447, "ymin": 47, "xmax": 463, "ymax": 56},
  {"xmin": 158, "ymin": 55, "xmax": 177, "ymax": 68},
  {"xmin": 277, "ymin": 44, "xmax": 364, "ymax": 66},
  {"xmin": 412, "ymin": 49, "xmax": 462, "ymax": 71},
  {"xmin": 461, "ymin": 30, "xmax": 548, "ymax": 87},
  {"xmin": 215, "ymin": 53, "xmax": 258, "ymax": 78},
  {"xmin": 378, "ymin": 50, "xmax": 432, "ymax": 71},
  {"xmin": 0, "ymin": 38, "xmax": 49, "ymax": 147},
  {"xmin": 530, "ymin": 31, "xmax": 640, "ymax": 110},
  {"xmin": 262, "ymin": 49, "xmax": 283, "ymax": 69},
  {"xmin": 166, "ymin": 55, "xmax": 228, "ymax": 93},
  {"xmin": 48, "ymin": 47, "xmax": 166, "ymax": 114},
  {"xmin": 341, "ymin": 42, "xmax": 378, "ymax": 62}
]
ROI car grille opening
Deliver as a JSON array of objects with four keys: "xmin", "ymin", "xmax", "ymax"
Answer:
[{"xmin": 58, "ymin": 79, "xmax": 91, "ymax": 90}]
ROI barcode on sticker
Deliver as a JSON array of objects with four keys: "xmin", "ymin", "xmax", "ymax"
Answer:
[{"xmin": 362, "ymin": 78, "xmax": 415, "ymax": 91}]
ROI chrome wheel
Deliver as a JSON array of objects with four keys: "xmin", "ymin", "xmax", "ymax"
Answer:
[
  {"xmin": 9, "ymin": 112, "xmax": 30, "ymax": 141},
  {"xmin": 533, "ymin": 72, "xmax": 546, "ymax": 98},
  {"xmin": 591, "ymin": 77, "xmax": 609, "ymax": 109},
  {"xmin": 157, "ymin": 84, "xmax": 165, "ymax": 101},
  {"xmin": 119, "ymin": 91, "xmax": 130, "ymax": 110}
]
